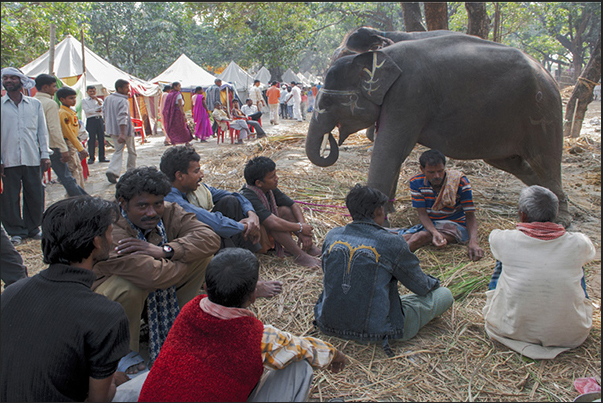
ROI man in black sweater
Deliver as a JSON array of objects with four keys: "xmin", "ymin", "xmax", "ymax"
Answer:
[{"xmin": 1, "ymin": 196, "xmax": 131, "ymax": 402}]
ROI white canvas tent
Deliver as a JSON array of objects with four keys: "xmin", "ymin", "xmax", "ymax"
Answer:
[
  {"xmin": 281, "ymin": 68, "xmax": 299, "ymax": 84},
  {"xmin": 21, "ymin": 35, "xmax": 162, "ymax": 134},
  {"xmin": 218, "ymin": 61, "xmax": 254, "ymax": 102},
  {"xmin": 151, "ymin": 54, "xmax": 216, "ymax": 90},
  {"xmin": 254, "ymin": 66, "xmax": 272, "ymax": 85}
]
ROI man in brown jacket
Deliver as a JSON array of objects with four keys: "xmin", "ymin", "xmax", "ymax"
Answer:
[{"xmin": 92, "ymin": 166, "xmax": 220, "ymax": 377}]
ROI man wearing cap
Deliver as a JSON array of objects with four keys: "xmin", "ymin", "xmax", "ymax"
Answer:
[{"xmin": 1, "ymin": 67, "xmax": 51, "ymax": 246}]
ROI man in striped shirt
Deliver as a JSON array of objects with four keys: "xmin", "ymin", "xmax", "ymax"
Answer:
[{"xmin": 403, "ymin": 149, "xmax": 484, "ymax": 261}]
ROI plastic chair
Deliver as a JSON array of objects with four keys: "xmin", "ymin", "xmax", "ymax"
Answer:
[
  {"xmin": 216, "ymin": 121, "xmax": 237, "ymax": 144},
  {"xmin": 132, "ymin": 118, "xmax": 145, "ymax": 144}
]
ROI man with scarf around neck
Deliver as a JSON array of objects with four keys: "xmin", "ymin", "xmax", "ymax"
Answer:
[
  {"xmin": 402, "ymin": 149, "xmax": 484, "ymax": 261},
  {"xmin": 483, "ymin": 185, "xmax": 596, "ymax": 359},
  {"xmin": 1, "ymin": 196, "xmax": 130, "ymax": 402},
  {"xmin": 91, "ymin": 167, "xmax": 221, "ymax": 377},
  {"xmin": 137, "ymin": 248, "xmax": 347, "ymax": 402},
  {"xmin": 239, "ymin": 156, "xmax": 321, "ymax": 268}
]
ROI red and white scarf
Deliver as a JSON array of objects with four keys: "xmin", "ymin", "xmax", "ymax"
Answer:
[{"xmin": 516, "ymin": 221, "xmax": 566, "ymax": 240}]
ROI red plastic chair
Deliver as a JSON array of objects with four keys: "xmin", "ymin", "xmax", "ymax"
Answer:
[
  {"xmin": 132, "ymin": 118, "xmax": 145, "ymax": 144},
  {"xmin": 216, "ymin": 121, "xmax": 237, "ymax": 144}
]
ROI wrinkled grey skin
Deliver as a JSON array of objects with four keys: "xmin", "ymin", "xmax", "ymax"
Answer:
[
  {"xmin": 306, "ymin": 33, "xmax": 570, "ymax": 225},
  {"xmin": 332, "ymin": 27, "xmax": 465, "ymax": 142}
]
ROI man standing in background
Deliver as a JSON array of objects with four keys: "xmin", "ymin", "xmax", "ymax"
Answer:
[
  {"xmin": 34, "ymin": 74, "xmax": 87, "ymax": 197},
  {"xmin": 82, "ymin": 85, "xmax": 109, "ymax": 164},
  {"xmin": 104, "ymin": 79, "xmax": 137, "ymax": 184},
  {"xmin": 1, "ymin": 67, "xmax": 51, "ymax": 246}
]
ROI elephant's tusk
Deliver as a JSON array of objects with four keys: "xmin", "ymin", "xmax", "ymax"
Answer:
[{"xmin": 320, "ymin": 133, "xmax": 331, "ymax": 157}]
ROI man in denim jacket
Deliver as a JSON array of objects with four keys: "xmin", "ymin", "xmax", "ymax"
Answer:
[{"xmin": 314, "ymin": 185, "xmax": 453, "ymax": 354}]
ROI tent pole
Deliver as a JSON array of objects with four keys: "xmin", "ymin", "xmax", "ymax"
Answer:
[
  {"xmin": 49, "ymin": 24, "xmax": 55, "ymax": 75},
  {"xmin": 80, "ymin": 29, "xmax": 87, "ymax": 90}
]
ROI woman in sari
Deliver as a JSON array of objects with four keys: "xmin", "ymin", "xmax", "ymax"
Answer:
[
  {"xmin": 191, "ymin": 87, "xmax": 213, "ymax": 142},
  {"xmin": 163, "ymin": 82, "xmax": 193, "ymax": 146}
]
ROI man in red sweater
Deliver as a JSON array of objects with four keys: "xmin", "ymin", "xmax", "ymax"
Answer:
[{"xmin": 135, "ymin": 248, "xmax": 347, "ymax": 402}]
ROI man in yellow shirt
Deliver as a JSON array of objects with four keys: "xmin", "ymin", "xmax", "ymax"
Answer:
[{"xmin": 57, "ymin": 87, "xmax": 88, "ymax": 189}]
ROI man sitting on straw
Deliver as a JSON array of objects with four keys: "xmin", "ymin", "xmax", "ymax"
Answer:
[
  {"xmin": 136, "ymin": 248, "xmax": 347, "ymax": 402},
  {"xmin": 401, "ymin": 149, "xmax": 484, "ymax": 261},
  {"xmin": 239, "ymin": 156, "xmax": 322, "ymax": 268},
  {"xmin": 482, "ymin": 185, "xmax": 596, "ymax": 359},
  {"xmin": 314, "ymin": 185, "xmax": 454, "ymax": 355},
  {"xmin": 160, "ymin": 145, "xmax": 282, "ymax": 298}
]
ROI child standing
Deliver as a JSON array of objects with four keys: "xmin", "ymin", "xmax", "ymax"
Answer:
[{"xmin": 57, "ymin": 87, "xmax": 88, "ymax": 190}]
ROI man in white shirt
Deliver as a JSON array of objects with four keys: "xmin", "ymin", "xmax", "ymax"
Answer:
[
  {"xmin": 289, "ymin": 82, "xmax": 302, "ymax": 122},
  {"xmin": 34, "ymin": 74, "xmax": 87, "ymax": 198},
  {"xmin": 104, "ymin": 79, "xmax": 136, "ymax": 184},
  {"xmin": 248, "ymin": 79, "xmax": 265, "ymax": 110},
  {"xmin": 483, "ymin": 185, "xmax": 596, "ymax": 359},
  {"xmin": 241, "ymin": 99, "xmax": 266, "ymax": 138},
  {"xmin": 81, "ymin": 85, "xmax": 108, "ymax": 164},
  {"xmin": 1, "ymin": 67, "xmax": 51, "ymax": 245}
]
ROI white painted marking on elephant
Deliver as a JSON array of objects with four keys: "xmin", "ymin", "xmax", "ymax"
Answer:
[
  {"xmin": 320, "ymin": 133, "xmax": 330, "ymax": 157},
  {"xmin": 361, "ymin": 52, "xmax": 385, "ymax": 96}
]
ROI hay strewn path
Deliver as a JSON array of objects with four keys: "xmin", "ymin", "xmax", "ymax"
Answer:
[{"xmin": 7, "ymin": 102, "xmax": 601, "ymax": 401}]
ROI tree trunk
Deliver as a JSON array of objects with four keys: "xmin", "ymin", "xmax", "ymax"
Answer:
[
  {"xmin": 400, "ymin": 3, "xmax": 426, "ymax": 32},
  {"xmin": 564, "ymin": 36, "xmax": 601, "ymax": 138},
  {"xmin": 424, "ymin": 3, "xmax": 448, "ymax": 31},
  {"xmin": 492, "ymin": 3, "xmax": 501, "ymax": 43},
  {"xmin": 465, "ymin": 3, "xmax": 490, "ymax": 39}
]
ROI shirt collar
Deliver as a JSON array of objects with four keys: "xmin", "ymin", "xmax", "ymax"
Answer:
[
  {"xmin": 2, "ymin": 93, "xmax": 31, "ymax": 105},
  {"xmin": 39, "ymin": 263, "xmax": 97, "ymax": 287},
  {"xmin": 35, "ymin": 92, "xmax": 52, "ymax": 99}
]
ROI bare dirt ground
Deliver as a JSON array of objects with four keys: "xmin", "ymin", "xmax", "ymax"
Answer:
[{"xmin": 9, "ymin": 100, "xmax": 601, "ymax": 401}]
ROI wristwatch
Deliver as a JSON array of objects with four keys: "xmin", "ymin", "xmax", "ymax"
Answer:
[{"xmin": 162, "ymin": 244, "xmax": 174, "ymax": 259}]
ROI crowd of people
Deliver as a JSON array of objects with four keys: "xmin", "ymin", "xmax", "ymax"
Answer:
[
  {"xmin": 0, "ymin": 66, "xmax": 598, "ymax": 402},
  {"xmin": 159, "ymin": 78, "xmax": 320, "ymax": 146}
]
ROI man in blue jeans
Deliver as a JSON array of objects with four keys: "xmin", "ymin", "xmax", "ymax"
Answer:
[{"xmin": 315, "ymin": 185, "xmax": 454, "ymax": 356}]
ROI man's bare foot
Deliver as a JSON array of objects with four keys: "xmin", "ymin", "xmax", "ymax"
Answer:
[
  {"xmin": 307, "ymin": 244, "xmax": 322, "ymax": 257},
  {"xmin": 295, "ymin": 253, "xmax": 321, "ymax": 269},
  {"xmin": 255, "ymin": 280, "xmax": 283, "ymax": 298}
]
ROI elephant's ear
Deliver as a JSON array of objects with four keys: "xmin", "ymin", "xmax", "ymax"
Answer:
[{"xmin": 353, "ymin": 51, "xmax": 402, "ymax": 105}]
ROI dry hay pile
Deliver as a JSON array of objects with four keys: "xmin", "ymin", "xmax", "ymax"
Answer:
[{"xmin": 197, "ymin": 129, "xmax": 601, "ymax": 402}]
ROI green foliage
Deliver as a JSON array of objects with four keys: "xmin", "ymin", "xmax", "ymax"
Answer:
[{"xmin": 1, "ymin": 2, "xmax": 90, "ymax": 68}]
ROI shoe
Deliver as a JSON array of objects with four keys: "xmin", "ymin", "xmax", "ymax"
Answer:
[
  {"xmin": 31, "ymin": 231, "xmax": 42, "ymax": 241},
  {"xmin": 99, "ymin": 159, "xmax": 110, "ymax": 163},
  {"xmin": 236, "ymin": 140, "xmax": 244, "ymax": 144},
  {"xmin": 200, "ymin": 140, "xmax": 208, "ymax": 143},
  {"xmin": 106, "ymin": 172, "xmax": 118, "ymax": 184},
  {"xmin": 10, "ymin": 235, "xmax": 22, "ymax": 246},
  {"xmin": 87, "ymin": 159, "xmax": 95, "ymax": 164}
]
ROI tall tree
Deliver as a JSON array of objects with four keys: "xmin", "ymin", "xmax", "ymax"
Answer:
[
  {"xmin": 465, "ymin": 3, "xmax": 490, "ymax": 39},
  {"xmin": 400, "ymin": 3, "xmax": 426, "ymax": 32},
  {"xmin": 564, "ymin": 36, "xmax": 601, "ymax": 138},
  {"xmin": 425, "ymin": 3, "xmax": 448, "ymax": 31}
]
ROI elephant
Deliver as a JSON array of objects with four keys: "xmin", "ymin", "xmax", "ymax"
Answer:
[{"xmin": 306, "ymin": 33, "xmax": 570, "ymax": 225}]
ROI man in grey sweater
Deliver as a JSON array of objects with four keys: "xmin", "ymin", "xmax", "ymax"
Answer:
[{"xmin": 104, "ymin": 79, "xmax": 137, "ymax": 184}]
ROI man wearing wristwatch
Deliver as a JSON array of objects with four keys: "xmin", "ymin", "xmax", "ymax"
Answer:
[
  {"xmin": 240, "ymin": 156, "xmax": 321, "ymax": 268},
  {"xmin": 92, "ymin": 167, "xmax": 221, "ymax": 377}
]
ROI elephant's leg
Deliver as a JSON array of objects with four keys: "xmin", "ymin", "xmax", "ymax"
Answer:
[
  {"xmin": 483, "ymin": 155, "xmax": 570, "ymax": 226},
  {"xmin": 522, "ymin": 153, "xmax": 570, "ymax": 226},
  {"xmin": 367, "ymin": 128, "xmax": 417, "ymax": 220}
]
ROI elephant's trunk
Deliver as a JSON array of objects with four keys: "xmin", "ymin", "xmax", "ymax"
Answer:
[{"xmin": 305, "ymin": 119, "xmax": 339, "ymax": 167}]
